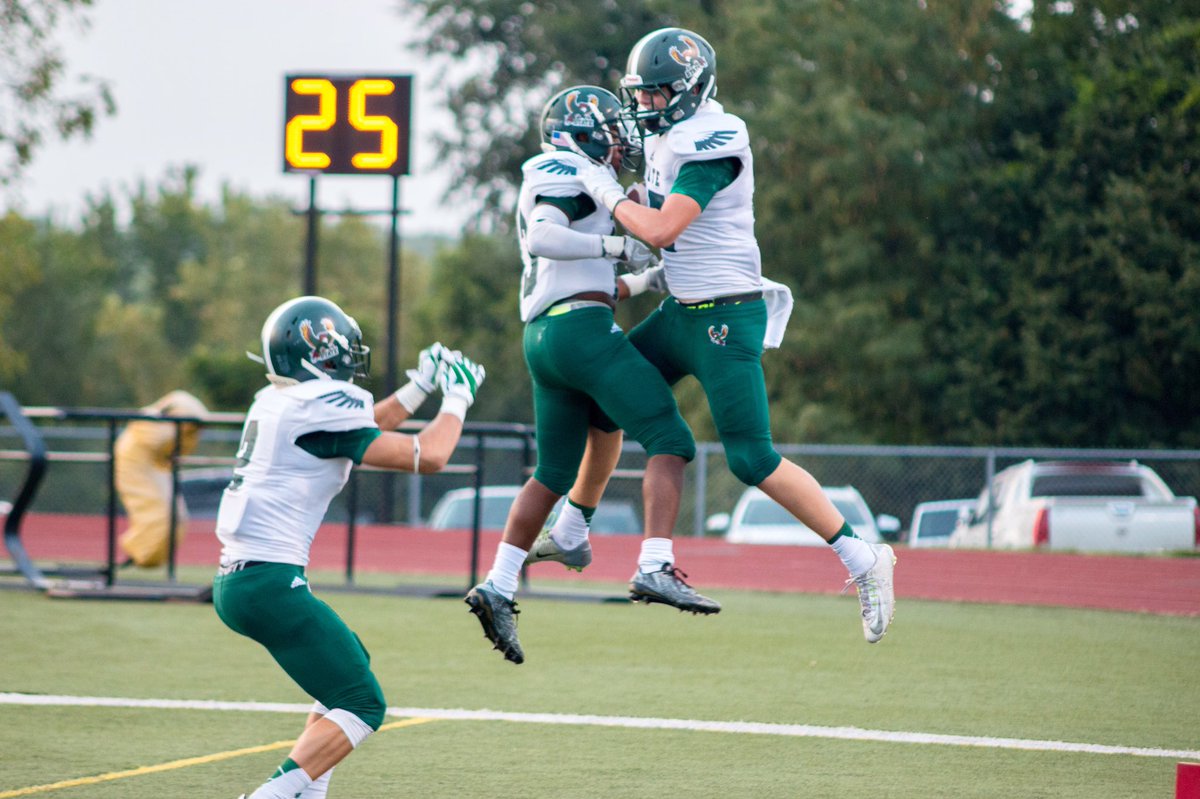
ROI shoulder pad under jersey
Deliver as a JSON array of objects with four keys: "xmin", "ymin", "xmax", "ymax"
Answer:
[
  {"xmin": 666, "ymin": 113, "xmax": 750, "ymax": 161},
  {"xmin": 282, "ymin": 380, "xmax": 375, "ymax": 427},
  {"xmin": 522, "ymin": 151, "xmax": 592, "ymax": 197}
]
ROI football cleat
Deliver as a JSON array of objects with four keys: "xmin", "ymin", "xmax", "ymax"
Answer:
[
  {"xmin": 845, "ymin": 543, "xmax": 897, "ymax": 643},
  {"xmin": 465, "ymin": 581, "xmax": 524, "ymax": 664},
  {"xmin": 525, "ymin": 528, "xmax": 593, "ymax": 571},
  {"xmin": 629, "ymin": 564, "xmax": 721, "ymax": 614}
]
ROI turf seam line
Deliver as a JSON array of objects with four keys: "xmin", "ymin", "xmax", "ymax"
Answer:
[
  {"xmin": 1, "ymin": 692, "xmax": 1195, "ymax": 761},
  {"xmin": 0, "ymin": 714, "xmax": 436, "ymax": 798}
]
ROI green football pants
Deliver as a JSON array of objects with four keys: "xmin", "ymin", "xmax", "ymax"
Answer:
[
  {"xmin": 213, "ymin": 562, "xmax": 386, "ymax": 729},
  {"xmin": 523, "ymin": 304, "xmax": 695, "ymax": 495},
  {"xmin": 628, "ymin": 297, "xmax": 782, "ymax": 486}
]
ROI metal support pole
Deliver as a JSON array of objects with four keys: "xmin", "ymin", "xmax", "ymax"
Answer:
[
  {"xmin": 105, "ymin": 419, "xmax": 118, "ymax": 586},
  {"xmin": 166, "ymin": 422, "xmax": 182, "ymax": 584},
  {"xmin": 304, "ymin": 177, "xmax": 319, "ymax": 295},
  {"xmin": 380, "ymin": 176, "xmax": 403, "ymax": 523},
  {"xmin": 693, "ymin": 442, "xmax": 710, "ymax": 536},
  {"xmin": 345, "ymin": 469, "xmax": 358, "ymax": 585},
  {"xmin": 467, "ymin": 433, "xmax": 485, "ymax": 590},
  {"xmin": 386, "ymin": 175, "xmax": 402, "ymax": 394},
  {"xmin": 985, "ymin": 449, "xmax": 997, "ymax": 548}
]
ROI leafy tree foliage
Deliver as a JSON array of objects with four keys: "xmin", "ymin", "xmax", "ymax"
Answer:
[
  {"xmin": 403, "ymin": 0, "xmax": 700, "ymax": 231},
  {"xmin": 0, "ymin": 168, "xmax": 443, "ymax": 412},
  {"xmin": 402, "ymin": 0, "xmax": 1200, "ymax": 448},
  {"xmin": 0, "ymin": 0, "xmax": 115, "ymax": 186},
  {"xmin": 3, "ymin": 2, "xmax": 1199, "ymax": 451}
]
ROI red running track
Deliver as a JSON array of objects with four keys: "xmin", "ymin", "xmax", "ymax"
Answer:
[{"xmin": 9, "ymin": 513, "xmax": 1200, "ymax": 616}]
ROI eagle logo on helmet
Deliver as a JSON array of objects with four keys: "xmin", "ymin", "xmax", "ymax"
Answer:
[
  {"xmin": 669, "ymin": 35, "xmax": 709, "ymax": 83},
  {"xmin": 300, "ymin": 317, "xmax": 345, "ymax": 366},
  {"xmin": 563, "ymin": 91, "xmax": 601, "ymax": 129}
]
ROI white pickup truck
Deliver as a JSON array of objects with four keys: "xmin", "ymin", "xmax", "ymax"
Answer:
[{"xmin": 950, "ymin": 459, "xmax": 1198, "ymax": 553}]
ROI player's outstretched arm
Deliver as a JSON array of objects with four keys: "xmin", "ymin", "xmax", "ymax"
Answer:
[{"xmin": 362, "ymin": 352, "xmax": 485, "ymax": 474}]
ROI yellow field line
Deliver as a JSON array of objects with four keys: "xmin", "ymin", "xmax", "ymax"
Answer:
[{"xmin": 0, "ymin": 717, "xmax": 436, "ymax": 798}]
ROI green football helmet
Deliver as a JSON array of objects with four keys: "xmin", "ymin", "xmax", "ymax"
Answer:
[
  {"xmin": 620, "ymin": 27, "xmax": 717, "ymax": 135},
  {"xmin": 253, "ymin": 296, "xmax": 370, "ymax": 385},
  {"xmin": 540, "ymin": 85, "xmax": 630, "ymax": 166}
]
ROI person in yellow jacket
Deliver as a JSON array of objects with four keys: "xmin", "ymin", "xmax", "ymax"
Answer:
[{"xmin": 114, "ymin": 390, "xmax": 209, "ymax": 567}]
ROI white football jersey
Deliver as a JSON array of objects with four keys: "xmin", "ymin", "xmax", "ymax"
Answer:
[
  {"xmin": 642, "ymin": 100, "xmax": 762, "ymax": 300},
  {"xmin": 216, "ymin": 379, "xmax": 377, "ymax": 566},
  {"xmin": 516, "ymin": 150, "xmax": 618, "ymax": 321}
]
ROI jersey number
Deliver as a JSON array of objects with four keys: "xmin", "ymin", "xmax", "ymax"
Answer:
[{"xmin": 227, "ymin": 420, "xmax": 259, "ymax": 491}]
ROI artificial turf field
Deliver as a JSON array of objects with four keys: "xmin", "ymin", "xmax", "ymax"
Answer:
[{"xmin": 1, "ymin": 573, "xmax": 1196, "ymax": 798}]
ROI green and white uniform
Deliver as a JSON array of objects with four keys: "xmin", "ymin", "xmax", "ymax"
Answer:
[
  {"xmin": 518, "ymin": 151, "xmax": 619, "ymax": 321},
  {"xmin": 630, "ymin": 100, "xmax": 780, "ymax": 486},
  {"xmin": 642, "ymin": 100, "xmax": 760, "ymax": 300},
  {"xmin": 216, "ymin": 380, "xmax": 377, "ymax": 565},
  {"xmin": 516, "ymin": 150, "xmax": 694, "ymax": 495},
  {"xmin": 213, "ymin": 379, "xmax": 386, "ymax": 730}
]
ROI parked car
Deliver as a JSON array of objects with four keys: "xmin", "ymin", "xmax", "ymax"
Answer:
[
  {"xmin": 950, "ymin": 460, "xmax": 1199, "ymax": 552},
  {"xmin": 907, "ymin": 499, "xmax": 974, "ymax": 548},
  {"xmin": 427, "ymin": 485, "xmax": 642, "ymax": 535},
  {"xmin": 711, "ymin": 486, "xmax": 899, "ymax": 546}
]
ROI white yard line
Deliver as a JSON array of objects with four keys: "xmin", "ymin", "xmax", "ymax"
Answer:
[{"xmin": 2, "ymin": 692, "xmax": 1197, "ymax": 761}]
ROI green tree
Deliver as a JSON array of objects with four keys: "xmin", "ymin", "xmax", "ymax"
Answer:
[
  {"xmin": 404, "ymin": 0, "xmax": 695, "ymax": 230},
  {"xmin": 984, "ymin": 2, "xmax": 1200, "ymax": 447},
  {"xmin": 0, "ymin": 0, "xmax": 115, "ymax": 185}
]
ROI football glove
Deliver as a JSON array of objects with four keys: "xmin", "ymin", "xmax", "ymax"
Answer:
[
  {"xmin": 405, "ymin": 342, "xmax": 446, "ymax": 393},
  {"xmin": 393, "ymin": 342, "xmax": 448, "ymax": 413},
  {"xmin": 437, "ymin": 352, "xmax": 486, "ymax": 420},
  {"xmin": 579, "ymin": 163, "xmax": 629, "ymax": 214},
  {"xmin": 621, "ymin": 265, "xmax": 668, "ymax": 298},
  {"xmin": 601, "ymin": 235, "xmax": 658, "ymax": 274}
]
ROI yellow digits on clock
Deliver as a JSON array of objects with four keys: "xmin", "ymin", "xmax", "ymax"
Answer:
[
  {"xmin": 285, "ymin": 79, "xmax": 336, "ymax": 169},
  {"xmin": 349, "ymin": 79, "xmax": 399, "ymax": 169}
]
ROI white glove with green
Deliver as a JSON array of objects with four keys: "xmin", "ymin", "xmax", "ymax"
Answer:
[
  {"xmin": 601, "ymin": 235, "xmax": 658, "ymax": 274},
  {"xmin": 394, "ymin": 342, "xmax": 447, "ymax": 412},
  {"xmin": 621, "ymin": 265, "xmax": 669, "ymax": 297},
  {"xmin": 437, "ymin": 351, "xmax": 486, "ymax": 420},
  {"xmin": 579, "ymin": 163, "xmax": 629, "ymax": 213}
]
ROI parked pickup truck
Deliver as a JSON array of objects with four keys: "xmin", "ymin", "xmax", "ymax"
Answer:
[{"xmin": 950, "ymin": 459, "xmax": 1199, "ymax": 553}]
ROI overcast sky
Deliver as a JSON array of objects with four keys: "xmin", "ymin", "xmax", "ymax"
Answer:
[{"xmin": 4, "ymin": 0, "xmax": 472, "ymax": 236}]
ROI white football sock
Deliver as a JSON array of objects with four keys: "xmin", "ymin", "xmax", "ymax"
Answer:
[
  {"xmin": 638, "ymin": 537, "xmax": 674, "ymax": 572},
  {"xmin": 485, "ymin": 542, "xmax": 527, "ymax": 599},
  {"xmin": 551, "ymin": 502, "xmax": 590, "ymax": 549},
  {"xmin": 831, "ymin": 532, "xmax": 876, "ymax": 576},
  {"xmin": 250, "ymin": 764, "xmax": 312, "ymax": 799},
  {"xmin": 298, "ymin": 768, "xmax": 333, "ymax": 798}
]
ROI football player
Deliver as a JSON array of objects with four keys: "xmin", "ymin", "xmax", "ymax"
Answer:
[
  {"xmin": 575, "ymin": 28, "xmax": 897, "ymax": 643},
  {"xmin": 215, "ymin": 295, "xmax": 484, "ymax": 799},
  {"xmin": 465, "ymin": 84, "xmax": 716, "ymax": 667}
]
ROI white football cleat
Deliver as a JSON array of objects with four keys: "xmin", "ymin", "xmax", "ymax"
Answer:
[{"xmin": 848, "ymin": 543, "xmax": 896, "ymax": 643}]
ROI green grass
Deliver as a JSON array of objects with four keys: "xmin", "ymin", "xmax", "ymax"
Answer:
[{"xmin": 0, "ymin": 577, "xmax": 1196, "ymax": 798}]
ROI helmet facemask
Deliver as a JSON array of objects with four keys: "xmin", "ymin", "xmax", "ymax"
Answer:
[{"xmin": 621, "ymin": 28, "xmax": 718, "ymax": 136}]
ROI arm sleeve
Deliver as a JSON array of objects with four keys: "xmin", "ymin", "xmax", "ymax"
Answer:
[
  {"xmin": 296, "ymin": 428, "xmax": 383, "ymax": 465},
  {"xmin": 526, "ymin": 203, "xmax": 607, "ymax": 260},
  {"xmin": 670, "ymin": 157, "xmax": 739, "ymax": 210}
]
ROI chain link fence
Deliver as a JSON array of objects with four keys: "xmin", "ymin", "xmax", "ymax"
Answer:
[{"xmin": 7, "ymin": 414, "xmax": 1200, "ymax": 543}]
